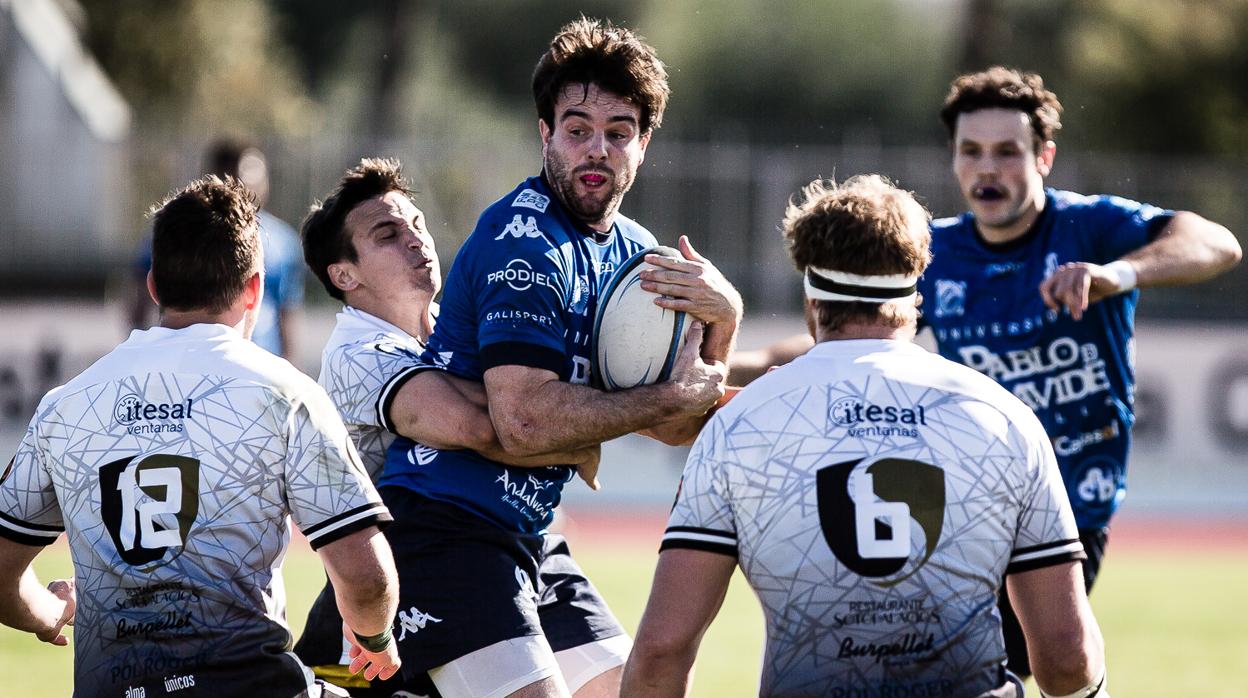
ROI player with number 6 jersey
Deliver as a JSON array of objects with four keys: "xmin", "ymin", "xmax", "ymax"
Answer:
[{"xmin": 623, "ymin": 176, "xmax": 1107, "ymax": 698}]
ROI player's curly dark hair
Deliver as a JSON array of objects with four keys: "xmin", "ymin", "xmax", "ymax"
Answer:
[
  {"xmin": 301, "ymin": 157, "xmax": 415, "ymax": 301},
  {"xmin": 532, "ymin": 17, "xmax": 669, "ymax": 134},
  {"xmin": 939, "ymin": 66, "xmax": 1063, "ymax": 149},
  {"xmin": 149, "ymin": 175, "xmax": 260, "ymax": 313},
  {"xmin": 783, "ymin": 175, "xmax": 932, "ymax": 332}
]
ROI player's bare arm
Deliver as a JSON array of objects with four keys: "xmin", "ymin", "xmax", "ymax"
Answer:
[
  {"xmin": 621, "ymin": 548, "xmax": 736, "ymax": 697},
  {"xmin": 1006, "ymin": 561, "xmax": 1106, "ymax": 696},
  {"xmin": 1039, "ymin": 211, "xmax": 1241, "ymax": 320},
  {"xmin": 484, "ymin": 322, "xmax": 726, "ymax": 456},
  {"xmin": 388, "ymin": 370, "xmax": 602, "ymax": 488},
  {"xmin": 640, "ymin": 235, "xmax": 743, "ymax": 362},
  {"xmin": 0, "ymin": 541, "xmax": 75, "ymax": 646},
  {"xmin": 317, "ymin": 526, "xmax": 401, "ymax": 681}
]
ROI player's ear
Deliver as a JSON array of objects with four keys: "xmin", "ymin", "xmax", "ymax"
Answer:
[
  {"xmin": 243, "ymin": 271, "xmax": 263, "ymax": 310},
  {"xmin": 1036, "ymin": 140, "xmax": 1056, "ymax": 176},
  {"xmin": 328, "ymin": 262, "xmax": 359, "ymax": 294},
  {"xmin": 145, "ymin": 270, "xmax": 160, "ymax": 306},
  {"xmin": 638, "ymin": 129, "xmax": 652, "ymax": 164},
  {"xmin": 538, "ymin": 119, "xmax": 552, "ymax": 157}
]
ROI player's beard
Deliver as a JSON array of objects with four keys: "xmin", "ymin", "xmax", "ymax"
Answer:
[{"xmin": 545, "ymin": 149, "xmax": 633, "ymax": 229}]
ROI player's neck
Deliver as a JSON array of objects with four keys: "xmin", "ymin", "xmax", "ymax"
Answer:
[
  {"xmin": 349, "ymin": 296, "xmax": 436, "ymax": 343},
  {"xmin": 159, "ymin": 308, "xmax": 248, "ymax": 335},
  {"xmin": 815, "ymin": 322, "xmax": 917, "ymax": 344},
  {"xmin": 974, "ymin": 193, "xmax": 1046, "ymax": 245}
]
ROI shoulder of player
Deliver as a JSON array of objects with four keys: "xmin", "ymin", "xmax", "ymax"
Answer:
[
  {"xmin": 923, "ymin": 354, "xmax": 1046, "ymax": 436},
  {"xmin": 928, "ymin": 213, "xmax": 973, "ymax": 248},
  {"xmin": 612, "ymin": 212, "xmax": 660, "ymax": 248},
  {"xmin": 1049, "ymin": 188, "xmax": 1154, "ymax": 219}
]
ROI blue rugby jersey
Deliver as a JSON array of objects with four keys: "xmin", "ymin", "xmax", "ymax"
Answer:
[
  {"xmin": 379, "ymin": 173, "xmax": 658, "ymax": 532},
  {"xmin": 918, "ymin": 188, "xmax": 1172, "ymax": 529}
]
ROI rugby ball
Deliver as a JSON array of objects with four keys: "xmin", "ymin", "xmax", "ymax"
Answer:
[{"xmin": 592, "ymin": 246, "xmax": 689, "ymax": 391}]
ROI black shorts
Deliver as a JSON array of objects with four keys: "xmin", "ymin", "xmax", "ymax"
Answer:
[
  {"xmin": 303, "ymin": 486, "xmax": 626, "ymax": 690},
  {"xmin": 998, "ymin": 527, "xmax": 1109, "ymax": 678}
]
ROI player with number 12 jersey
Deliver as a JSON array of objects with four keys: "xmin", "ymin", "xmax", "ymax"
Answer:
[{"xmin": 0, "ymin": 324, "xmax": 390, "ymax": 696}]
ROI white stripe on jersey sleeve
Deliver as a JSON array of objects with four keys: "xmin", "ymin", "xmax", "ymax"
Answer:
[
  {"xmin": 301, "ymin": 501, "xmax": 391, "ymax": 548},
  {"xmin": 0, "ymin": 511, "xmax": 63, "ymax": 544},
  {"xmin": 1007, "ymin": 538, "xmax": 1085, "ymax": 573},
  {"xmin": 660, "ymin": 526, "xmax": 738, "ymax": 556}
]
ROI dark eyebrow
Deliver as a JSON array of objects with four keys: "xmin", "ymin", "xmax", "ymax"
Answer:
[
  {"xmin": 558, "ymin": 110, "xmax": 638, "ymax": 127},
  {"xmin": 369, "ymin": 219, "xmax": 400, "ymax": 235}
]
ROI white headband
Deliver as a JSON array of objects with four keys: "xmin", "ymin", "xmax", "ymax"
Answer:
[{"xmin": 804, "ymin": 266, "xmax": 919, "ymax": 303}]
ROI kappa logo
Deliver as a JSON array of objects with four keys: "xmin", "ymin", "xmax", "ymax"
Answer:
[
  {"xmin": 396, "ymin": 606, "xmax": 442, "ymax": 642},
  {"xmin": 495, "ymin": 215, "xmax": 546, "ymax": 240},
  {"xmin": 515, "ymin": 566, "xmax": 537, "ymax": 598},
  {"xmin": 407, "ymin": 443, "xmax": 439, "ymax": 466},
  {"xmin": 511, "ymin": 189, "xmax": 550, "ymax": 213},
  {"xmin": 933, "ymin": 279, "xmax": 966, "ymax": 318}
]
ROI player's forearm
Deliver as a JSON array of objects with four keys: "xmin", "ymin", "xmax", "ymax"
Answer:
[
  {"xmin": 321, "ymin": 529, "xmax": 399, "ymax": 636},
  {"xmin": 620, "ymin": 652, "xmax": 695, "ymax": 697},
  {"xmin": 491, "ymin": 380, "xmax": 689, "ymax": 456},
  {"xmin": 0, "ymin": 566, "xmax": 63, "ymax": 637},
  {"xmin": 1125, "ymin": 212, "xmax": 1242, "ymax": 287}
]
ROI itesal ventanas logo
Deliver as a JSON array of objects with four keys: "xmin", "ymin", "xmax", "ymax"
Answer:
[{"xmin": 114, "ymin": 394, "xmax": 194, "ymax": 434}]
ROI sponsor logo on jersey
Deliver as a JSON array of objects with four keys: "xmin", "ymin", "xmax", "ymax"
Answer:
[
  {"xmin": 396, "ymin": 606, "xmax": 442, "ymax": 641},
  {"xmin": 836, "ymin": 632, "xmax": 936, "ymax": 664},
  {"xmin": 495, "ymin": 469, "xmax": 558, "ymax": 521},
  {"xmin": 1054, "ymin": 420, "xmax": 1120, "ymax": 457},
  {"xmin": 1073, "ymin": 456, "xmax": 1121, "ymax": 505},
  {"xmin": 515, "ymin": 566, "xmax": 537, "ymax": 598},
  {"xmin": 833, "ymin": 598, "xmax": 940, "ymax": 629},
  {"xmin": 495, "ymin": 214, "xmax": 546, "ymax": 240},
  {"xmin": 933, "ymin": 279, "xmax": 966, "ymax": 318},
  {"xmin": 125, "ymin": 687, "xmax": 146, "ymax": 698},
  {"xmin": 486, "ymin": 258, "xmax": 560, "ymax": 293},
  {"xmin": 163, "ymin": 674, "xmax": 196, "ymax": 693},
  {"xmin": 829, "ymin": 397, "xmax": 925, "ymax": 438},
  {"xmin": 817, "ymin": 456, "xmax": 945, "ymax": 587},
  {"xmin": 511, "ymin": 189, "xmax": 550, "ymax": 213},
  {"xmin": 484, "ymin": 309, "xmax": 554, "ymax": 326},
  {"xmin": 114, "ymin": 394, "xmax": 194, "ymax": 434},
  {"xmin": 986, "ymin": 261, "xmax": 1025, "ymax": 276},
  {"xmin": 958, "ymin": 337, "xmax": 1110, "ymax": 412}
]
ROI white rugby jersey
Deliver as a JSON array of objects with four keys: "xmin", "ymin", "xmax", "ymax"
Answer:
[
  {"xmin": 317, "ymin": 306, "xmax": 432, "ymax": 482},
  {"xmin": 0, "ymin": 324, "xmax": 390, "ymax": 698},
  {"xmin": 664, "ymin": 339, "xmax": 1083, "ymax": 697}
]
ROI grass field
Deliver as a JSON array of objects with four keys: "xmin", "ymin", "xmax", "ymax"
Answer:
[{"xmin": 2, "ymin": 518, "xmax": 1245, "ymax": 697}]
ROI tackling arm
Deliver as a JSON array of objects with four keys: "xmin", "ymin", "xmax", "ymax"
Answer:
[
  {"xmin": 0, "ymin": 539, "xmax": 74, "ymax": 645},
  {"xmin": 620, "ymin": 548, "xmax": 737, "ymax": 697},
  {"xmin": 484, "ymin": 323, "xmax": 726, "ymax": 456},
  {"xmin": 1006, "ymin": 561, "xmax": 1106, "ymax": 696},
  {"xmin": 387, "ymin": 369, "xmax": 602, "ymax": 485}
]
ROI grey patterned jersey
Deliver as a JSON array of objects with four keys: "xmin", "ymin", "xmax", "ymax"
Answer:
[
  {"xmin": 0, "ymin": 324, "xmax": 390, "ymax": 698},
  {"xmin": 663, "ymin": 339, "xmax": 1084, "ymax": 697},
  {"xmin": 317, "ymin": 306, "xmax": 431, "ymax": 482}
]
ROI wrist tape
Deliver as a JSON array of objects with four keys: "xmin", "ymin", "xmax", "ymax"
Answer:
[{"xmin": 353, "ymin": 626, "xmax": 394, "ymax": 653}]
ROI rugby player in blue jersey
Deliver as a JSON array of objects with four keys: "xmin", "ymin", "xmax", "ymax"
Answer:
[
  {"xmin": 370, "ymin": 18, "xmax": 740, "ymax": 698},
  {"xmin": 924, "ymin": 66, "xmax": 1240, "ymax": 680}
]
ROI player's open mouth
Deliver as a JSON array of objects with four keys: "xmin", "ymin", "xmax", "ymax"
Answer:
[
  {"xmin": 579, "ymin": 172, "xmax": 609, "ymax": 189},
  {"xmin": 972, "ymin": 184, "xmax": 1006, "ymax": 201}
]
